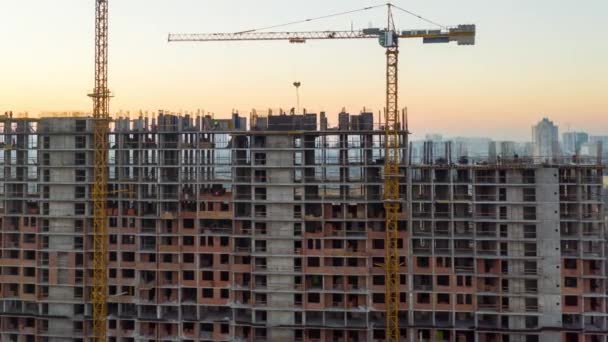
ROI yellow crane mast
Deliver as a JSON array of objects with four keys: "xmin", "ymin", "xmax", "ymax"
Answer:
[
  {"xmin": 383, "ymin": 6, "xmax": 401, "ymax": 339},
  {"xmin": 169, "ymin": 4, "xmax": 474, "ymax": 341},
  {"xmin": 88, "ymin": 0, "xmax": 110, "ymax": 340}
]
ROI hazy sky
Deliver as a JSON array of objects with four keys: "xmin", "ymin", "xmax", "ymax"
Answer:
[{"xmin": 1, "ymin": 0, "xmax": 607, "ymax": 140}]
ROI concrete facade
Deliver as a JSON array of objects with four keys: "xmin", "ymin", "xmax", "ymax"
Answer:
[{"xmin": 0, "ymin": 112, "xmax": 606, "ymax": 342}]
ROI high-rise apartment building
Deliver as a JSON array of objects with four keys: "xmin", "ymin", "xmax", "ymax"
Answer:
[
  {"xmin": 589, "ymin": 136, "xmax": 608, "ymax": 160},
  {"xmin": 580, "ymin": 136, "xmax": 608, "ymax": 161},
  {"xmin": 452, "ymin": 137, "xmax": 493, "ymax": 158},
  {"xmin": 0, "ymin": 112, "xmax": 606, "ymax": 342},
  {"xmin": 563, "ymin": 132, "xmax": 589, "ymax": 156},
  {"xmin": 589, "ymin": 136, "xmax": 608, "ymax": 148},
  {"xmin": 532, "ymin": 118, "xmax": 560, "ymax": 161}
]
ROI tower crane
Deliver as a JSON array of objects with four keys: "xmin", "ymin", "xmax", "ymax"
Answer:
[
  {"xmin": 169, "ymin": 4, "xmax": 474, "ymax": 341},
  {"xmin": 88, "ymin": 0, "xmax": 110, "ymax": 340}
]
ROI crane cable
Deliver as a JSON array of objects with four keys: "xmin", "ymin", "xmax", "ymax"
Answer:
[
  {"xmin": 235, "ymin": 3, "xmax": 447, "ymax": 35},
  {"xmin": 235, "ymin": 4, "xmax": 386, "ymax": 34},
  {"xmin": 391, "ymin": 4, "xmax": 447, "ymax": 30}
]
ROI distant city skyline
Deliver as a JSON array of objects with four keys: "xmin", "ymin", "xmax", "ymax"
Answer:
[{"xmin": 411, "ymin": 118, "xmax": 608, "ymax": 162}]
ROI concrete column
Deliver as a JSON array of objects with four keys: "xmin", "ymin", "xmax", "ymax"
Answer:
[
  {"xmin": 536, "ymin": 168, "xmax": 561, "ymax": 342},
  {"xmin": 264, "ymin": 135, "xmax": 295, "ymax": 341}
]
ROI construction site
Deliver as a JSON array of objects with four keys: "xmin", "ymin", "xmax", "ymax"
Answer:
[
  {"xmin": 0, "ymin": 110, "xmax": 606, "ymax": 342},
  {"xmin": 0, "ymin": 1, "xmax": 607, "ymax": 342}
]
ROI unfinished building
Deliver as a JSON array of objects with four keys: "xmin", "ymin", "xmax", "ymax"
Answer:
[{"xmin": 0, "ymin": 111, "xmax": 606, "ymax": 342}]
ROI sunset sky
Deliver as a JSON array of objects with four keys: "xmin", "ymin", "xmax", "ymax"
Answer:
[{"xmin": 1, "ymin": 0, "xmax": 607, "ymax": 140}]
